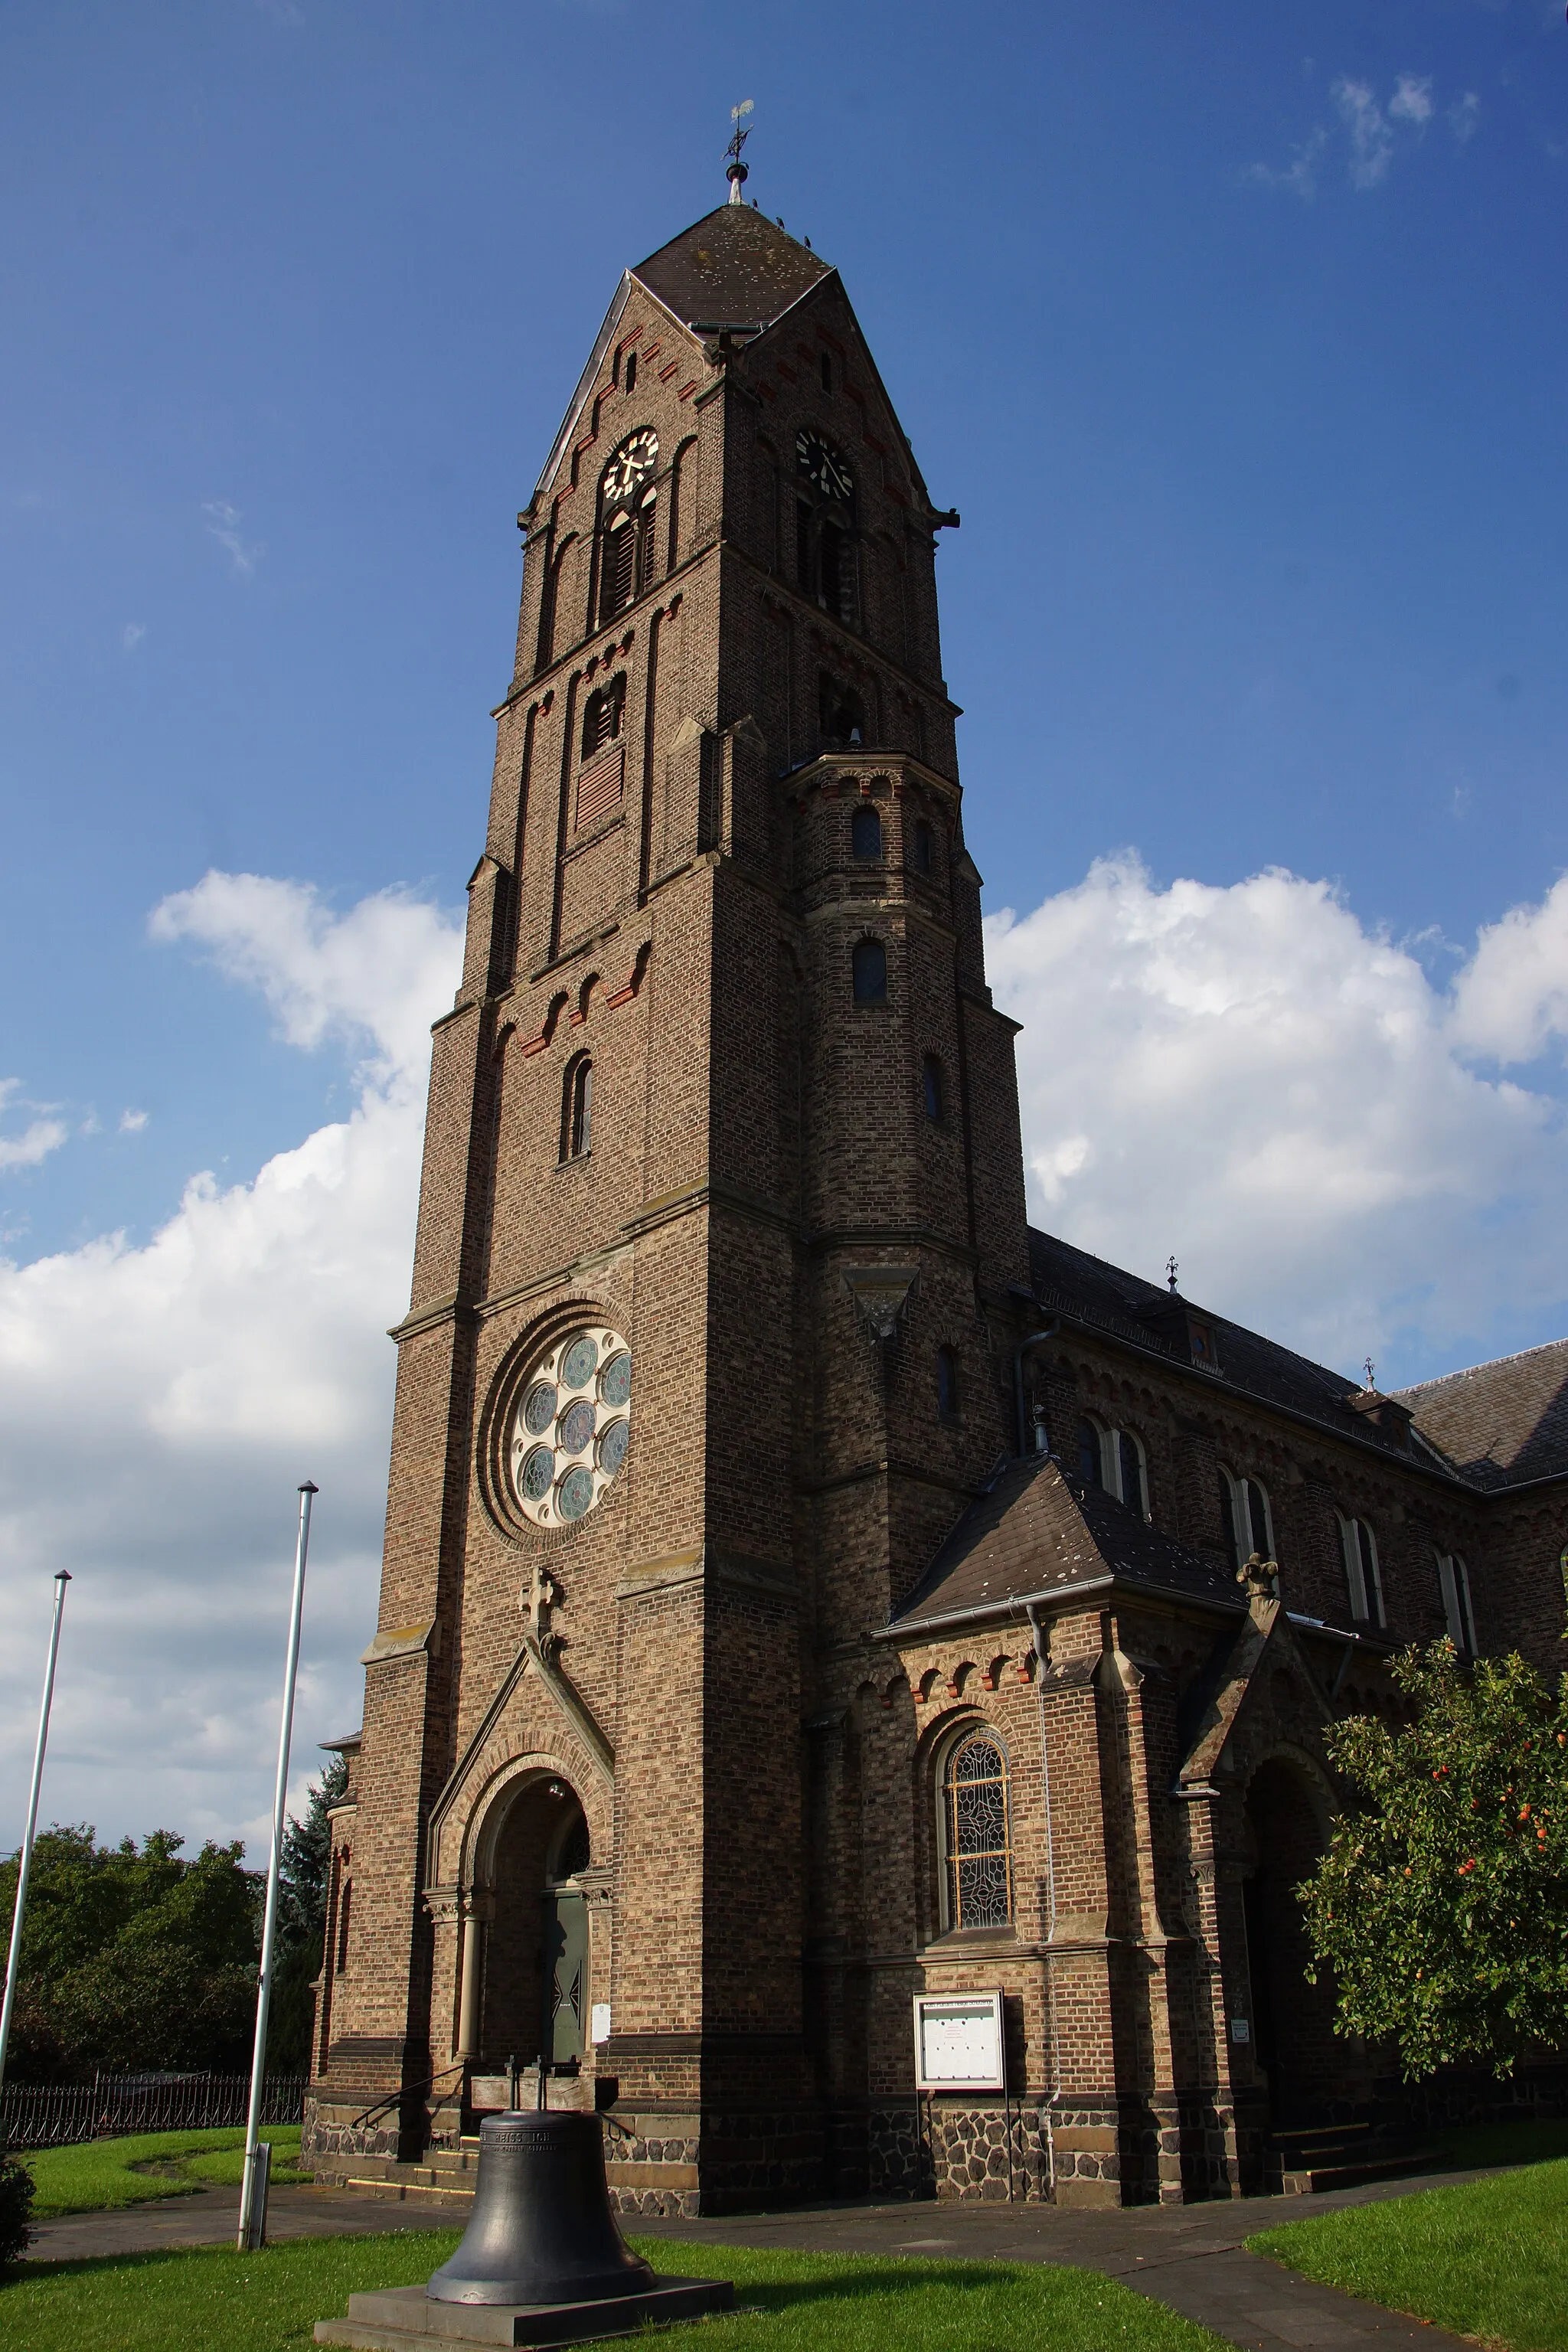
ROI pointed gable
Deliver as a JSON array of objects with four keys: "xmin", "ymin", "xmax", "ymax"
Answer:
[
  {"xmin": 632, "ymin": 204, "xmax": 833, "ymax": 332},
  {"xmin": 889, "ymin": 1455, "xmax": 1237, "ymax": 1636}
]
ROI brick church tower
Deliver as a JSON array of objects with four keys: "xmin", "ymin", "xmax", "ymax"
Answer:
[
  {"xmin": 305, "ymin": 188, "xmax": 1038, "ymax": 2207},
  {"xmin": 307, "ymin": 181, "xmax": 1568, "ymax": 2214}
]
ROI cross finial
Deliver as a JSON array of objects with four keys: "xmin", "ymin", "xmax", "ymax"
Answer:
[
  {"xmin": 1166, "ymin": 1256, "xmax": 1179, "ymax": 1294},
  {"xmin": 1364, "ymin": 1356, "xmax": 1377, "ymax": 1392},
  {"xmin": 726, "ymin": 99, "xmax": 754, "ymax": 202}
]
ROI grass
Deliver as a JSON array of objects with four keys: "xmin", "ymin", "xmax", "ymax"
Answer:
[
  {"xmin": 0, "ymin": 2230, "xmax": 1228, "ymax": 2352},
  {"xmin": 24, "ymin": 2127, "xmax": 309, "ymax": 2218},
  {"xmin": 1249, "ymin": 2154, "xmax": 1568, "ymax": 2352}
]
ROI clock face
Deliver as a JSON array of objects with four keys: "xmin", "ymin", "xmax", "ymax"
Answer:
[
  {"xmin": 603, "ymin": 429, "xmax": 658, "ymax": 508},
  {"xmin": 796, "ymin": 428, "xmax": 854, "ymax": 503}
]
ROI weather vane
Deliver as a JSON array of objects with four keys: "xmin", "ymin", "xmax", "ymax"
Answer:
[
  {"xmin": 1166, "ymin": 1256, "xmax": 1179, "ymax": 1294},
  {"xmin": 726, "ymin": 99, "xmax": 753, "ymax": 203}
]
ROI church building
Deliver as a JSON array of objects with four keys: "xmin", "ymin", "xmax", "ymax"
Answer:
[{"xmin": 302, "ymin": 181, "xmax": 1568, "ymax": 2211}]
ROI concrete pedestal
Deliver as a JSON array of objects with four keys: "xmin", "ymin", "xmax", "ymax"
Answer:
[{"xmin": 315, "ymin": 2276, "xmax": 735, "ymax": 2350}]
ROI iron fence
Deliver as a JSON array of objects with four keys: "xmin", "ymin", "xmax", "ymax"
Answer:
[{"xmin": 0, "ymin": 2071, "xmax": 306, "ymax": 2150}]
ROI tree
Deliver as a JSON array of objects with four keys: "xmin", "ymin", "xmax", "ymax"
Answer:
[
  {"xmin": 0, "ymin": 2143, "xmax": 33, "ymax": 2272},
  {"xmin": 266, "ymin": 1753, "xmax": 350, "ymax": 2075},
  {"xmin": 0, "ymin": 1827, "xmax": 261, "ymax": 2080},
  {"xmin": 1301, "ymin": 1642, "xmax": 1568, "ymax": 2078}
]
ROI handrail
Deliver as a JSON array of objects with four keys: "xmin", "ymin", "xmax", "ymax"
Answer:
[{"xmin": 348, "ymin": 2060, "xmax": 466, "ymax": 2133}]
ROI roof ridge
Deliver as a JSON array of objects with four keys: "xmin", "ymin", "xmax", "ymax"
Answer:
[{"xmin": 1394, "ymin": 1334, "xmax": 1568, "ymax": 1399}]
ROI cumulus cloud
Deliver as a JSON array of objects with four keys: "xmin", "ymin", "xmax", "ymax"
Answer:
[
  {"xmin": 0, "ymin": 1081, "xmax": 68, "ymax": 1174},
  {"xmin": 201, "ymin": 498, "xmax": 264, "ymax": 578},
  {"xmin": 0, "ymin": 877, "xmax": 463, "ymax": 1851},
  {"xmin": 6, "ymin": 853, "xmax": 1568, "ymax": 1847},
  {"xmin": 119, "ymin": 1108, "xmax": 149, "ymax": 1135},
  {"xmin": 987, "ymin": 858, "xmax": 1568, "ymax": 1374}
]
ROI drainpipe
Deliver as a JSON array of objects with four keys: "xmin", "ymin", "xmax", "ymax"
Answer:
[
  {"xmin": 1024, "ymin": 1600, "xmax": 1060, "ymax": 2197},
  {"xmin": 1013, "ymin": 1324, "xmax": 1060, "ymax": 1458}
]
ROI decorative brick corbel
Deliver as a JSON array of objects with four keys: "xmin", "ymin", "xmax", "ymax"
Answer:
[{"xmin": 841, "ymin": 1265, "xmax": 918, "ymax": 1344}]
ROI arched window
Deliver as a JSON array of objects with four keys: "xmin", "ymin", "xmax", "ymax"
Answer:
[
  {"xmin": 622, "ymin": 349, "xmax": 638, "ymax": 396},
  {"xmin": 1436, "ymin": 1551, "xmax": 1476, "ymax": 1655},
  {"xmin": 1220, "ymin": 1468, "xmax": 1274, "ymax": 1566},
  {"xmin": 562, "ymin": 1055, "xmax": 593, "ymax": 1161},
  {"xmin": 1078, "ymin": 1416, "xmax": 1150, "ymax": 1517},
  {"xmin": 1338, "ymin": 1514, "xmax": 1384, "ymax": 1626},
  {"xmin": 1118, "ymin": 1430, "xmax": 1148, "ymax": 1520},
  {"xmin": 851, "ymin": 803, "xmax": 882, "ymax": 859},
  {"xmin": 820, "ymin": 673, "xmax": 866, "ymax": 747},
  {"xmin": 936, "ymin": 1344, "xmax": 959, "ymax": 1419},
  {"xmin": 851, "ymin": 937, "xmax": 887, "ymax": 1004},
  {"xmin": 819, "ymin": 351, "xmax": 833, "ymax": 394},
  {"xmin": 581, "ymin": 675, "xmax": 625, "ymax": 760},
  {"xmin": 922, "ymin": 1053, "xmax": 943, "ymax": 1122},
  {"xmin": 598, "ymin": 429, "xmax": 659, "ymax": 625},
  {"xmin": 940, "ymin": 1729, "xmax": 1013, "ymax": 1931},
  {"xmin": 795, "ymin": 429, "xmax": 857, "ymax": 624},
  {"xmin": 912, "ymin": 817, "xmax": 933, "ymax": 874},
  {"xmin": 335, "ymin": 1877, "xmax": 352, "ymax": 1975}
]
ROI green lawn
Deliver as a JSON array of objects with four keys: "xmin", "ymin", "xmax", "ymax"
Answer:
[
  {"xmin": 2, "ymin": 2232, "xmax": 1227, "ymax": 2352},
  {"xmin": 24, "ymin": 2127, "xmax": 309, "ymax": 2218},
  {"xmin": 1249, "ymin": 2154, "xmax": 1568, "ymax": 2352}
]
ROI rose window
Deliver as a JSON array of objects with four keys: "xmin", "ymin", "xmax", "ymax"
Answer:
[{"xmin": 510, "ymin": 1325, "xmax": 632, "ymax": 1529}]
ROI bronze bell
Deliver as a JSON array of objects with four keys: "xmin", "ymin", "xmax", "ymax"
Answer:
[{"xmin": 426, "ymin": 2111, "xmax": 655, "ymax": 2308}]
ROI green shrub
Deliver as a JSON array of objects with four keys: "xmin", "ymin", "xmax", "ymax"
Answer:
[{"xmin": 0, "ymin": 2141, "xmax": 35, "ymax": 2272}]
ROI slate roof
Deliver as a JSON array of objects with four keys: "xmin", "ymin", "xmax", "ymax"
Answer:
[
  {"xmin": 1393, "ymin": 1340, "xmax": 1568, "ymax": 1491},
  {"xmin": 889, "ymin": 1454, "xmax": 1240, "ymax": 1637},
  {"xmin": 632, "ymin": 204, "xmax": 832, "ymax": 332},
  {"xmin": 1026, "ymin": 1226, "xmax": 1568, "ymax": 1494}
]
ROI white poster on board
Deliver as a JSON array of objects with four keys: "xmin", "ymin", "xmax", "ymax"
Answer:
[{"xmin": 912, "ymin": 1991, "xmax": 1005, "ymax": 2091}]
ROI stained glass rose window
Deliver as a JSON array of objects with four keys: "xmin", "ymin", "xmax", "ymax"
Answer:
[{"xmin": 508, "ymin": 1324, "xmax": 632, "ymax": 1530}]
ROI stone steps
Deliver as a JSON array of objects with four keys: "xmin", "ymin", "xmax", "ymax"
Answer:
[{"xmin": 1266, "ymin": 2122, "xmax": 1445, "ymax": 2197}]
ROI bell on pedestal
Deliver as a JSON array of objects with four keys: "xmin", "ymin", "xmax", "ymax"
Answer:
[{"xmin": 426, "ymin": 2111, "xmax": 655, "ymax": 2308}]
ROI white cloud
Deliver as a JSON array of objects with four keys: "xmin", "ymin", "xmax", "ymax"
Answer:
[
  {"xmin": 122, "ymin": 622, "xmax": 145, "ymax": 652},
  {"xmin": 1245, "ymin": 126, "xmax": 1328, "ymax": 201},
  {"xmin": 1388, "ymin": 74, "xmax": 1434, "ymax": 127},
  {"xmin": 201, "ymin": 498, "xmax": 265, "ymax": 578},
  {"xmin": 119, "ymin": 1108, "xmax": 149, "ymax": 1134},
  {"xmin": 7, "ymin": 854, "xmax": 1568, "ymax": 1848},
  {"xmin": 1449, "ymin": 873, "xmax": 1568, "ymax": 1065},
  {"xmin": 0, "ymin": 1081, "xmax": 68, "ymax": 1174},
  {"xmin": 1250, "ymin": 71, "xmax": 1455, "ymax": 198},
  {"xmin": 1334, "ymin": 78, "xmax": 1395, "ymax": 188},
  {"xmin": 1449, "ymin": 92, "xmax": 1481, "ymax": 145},
  {"xmin": 0, "ymin": 878, "xmax": 463, "ymax": 1851},
  {"xmin": 987, "ymin": 858, "xmax": 1568, "ymax": 1377}
]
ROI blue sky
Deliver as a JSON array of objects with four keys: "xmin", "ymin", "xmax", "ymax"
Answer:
[{"xmin": 3, "ymin": 1, "xmax": 1566, "ymax": 1846}]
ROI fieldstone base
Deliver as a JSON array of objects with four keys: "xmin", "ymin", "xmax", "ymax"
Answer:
[{"xmin": 315, "ymin": 2278, "xmax": 734, "ymax": 2351}]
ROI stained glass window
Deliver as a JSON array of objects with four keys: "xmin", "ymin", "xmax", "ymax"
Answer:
[
  {"xmin": 524, "ymin": 1383, "xmax": 557, "ymax": 1436},
  {"xmin": 557, "ymin": 1465, "xmax": 595, "ymax": 1520},
  {"xmin": 560, "ymin": 1399, "xmax": 596, "ymax": 1455},
  {"xmin": 509, "ymin": 1325, "xmax": 632, "ymax": 1529},
  {"xmin": 598, "ymin": 1418, "xmax": 629, "ymax": 1475},
  {"xmin": 943, "ymin": 1733, "xmax": 1012, "ymax": 1931}
]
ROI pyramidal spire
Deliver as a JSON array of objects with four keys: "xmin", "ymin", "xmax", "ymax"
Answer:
[{"xmin": 726, "ymin": 98, "xmax": 753, "ymax": 202}]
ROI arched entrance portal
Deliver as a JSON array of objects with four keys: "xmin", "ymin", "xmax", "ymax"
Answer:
[
  {"xmin": 1242, "ymin": 1757, "xmax": 1342, "ymax": 2125},
  {"xmin": 479, "ymin": 1775, "xmax": 592, "ymax": 2079}
]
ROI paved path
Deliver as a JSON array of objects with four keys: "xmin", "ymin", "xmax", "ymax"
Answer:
[
  {"xmin": 26, "ymin": 2170, "xmax": 1486, "ymax": 2352},
  {"xmin": 634, "ymin": 2183, "xmax": 1486, "ymax": 2352}
]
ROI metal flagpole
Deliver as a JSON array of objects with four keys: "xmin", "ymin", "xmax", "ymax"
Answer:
[
  {"xmin": 237, "ymin": 1483, "xmax": 318, "ymax": 2253},
  {"xmin": 0, "ymin": 1570, "xmax": 70, "ymax": 2099}
]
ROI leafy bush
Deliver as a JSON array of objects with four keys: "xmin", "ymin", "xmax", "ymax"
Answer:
[
  {"xmin": 0, "ymin": 2141, "xmax": 35, "ymax": 2272},
  {"xmin": 1302, "ymin": 1643, "xmax": 1568, "ymax": 2076}
]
